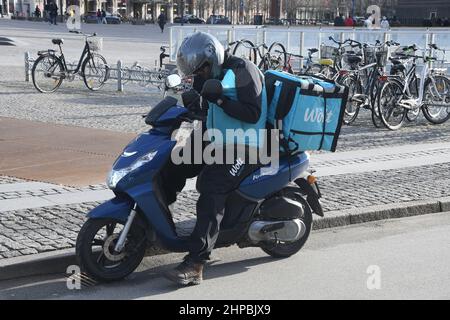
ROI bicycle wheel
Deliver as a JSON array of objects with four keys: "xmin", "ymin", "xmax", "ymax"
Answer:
[
  {"xmin": 31, "ymin": 54, "xmax": 64, "ymax": 93},
  {"xmin": 232, "ymin": 40, "xmax": 257, "ymax": 64},
  {"xmin": 371, "ymin": 82, "xmax": 384, "ymax": 128},
  {"xmin": 268, "ymin": 42, "xmax": 287, "ymax": 70},
  {"xmin": 422, "ymin": 75, "xmax": 450, "ymax": 124},
  {"xmin": 378, "ymin": 80, "xmax": 406, "ymax": 130},
  {"xmin": 340, "ymin": 74, "xmax": 361, "ymax": 125},
  {"xmin": 82, "ymin": 53, "xmax": 109, "ymax": 91}
]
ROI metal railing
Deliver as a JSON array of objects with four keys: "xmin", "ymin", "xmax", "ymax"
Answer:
[{"xmin": 170, "ymin": 26, "xmax": 450, "ymax": 71}]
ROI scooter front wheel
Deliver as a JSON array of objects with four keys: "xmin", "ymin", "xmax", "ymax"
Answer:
[
  {"xmin": 261, "ymin": 206, "xmax": 313, "ymax": 258},
  {"xmin": 76, "ymin": 218, "xmax": 147, "ymax": 282}
]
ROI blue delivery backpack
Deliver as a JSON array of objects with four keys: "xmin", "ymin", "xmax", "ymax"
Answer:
[{"xmin": 264, "ymin": 70, "xmax": 348, "ymax": 153}]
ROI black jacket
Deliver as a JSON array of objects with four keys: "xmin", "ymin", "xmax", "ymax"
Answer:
[{"xmin": 194, "ymin": 53, "xmax": 263, "ymax": 124}]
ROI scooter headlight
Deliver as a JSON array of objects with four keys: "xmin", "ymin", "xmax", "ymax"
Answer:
[{"xmin": 107, "ymin": 150, "xmax": 158, "ymax": 189}]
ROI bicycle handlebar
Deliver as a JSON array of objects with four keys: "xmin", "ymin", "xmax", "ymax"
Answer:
[
  {"xmin": 275, "ymin": 50, "xmax": 303, "ymax": 58},
  {"xmin": 328, "ymin": 36, "xmax": 361, "ymax": 48},
  {"xmin": 395, "ymin": 52, "xmax": 437, "ymax": 62}
]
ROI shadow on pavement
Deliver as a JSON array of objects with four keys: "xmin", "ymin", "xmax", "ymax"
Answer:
[{"xmin": 0, "ymin": 255, "xmax": 278, "ymax": 299}]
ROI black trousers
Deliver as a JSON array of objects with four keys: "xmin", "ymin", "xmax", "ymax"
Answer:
[{"xmin": 160, "ymin": 137, "xmax": 260, "ymax": 263}]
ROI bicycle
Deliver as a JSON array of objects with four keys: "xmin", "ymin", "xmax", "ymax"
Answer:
[
  {"xmin": 230, "ymin": 39, "xmax": 287, "ymax": 71},
  {"xmin": 31, "ymin": 30, "xmax": 109, "ymax": 93},
  {"xmin": 277, "ymin": 48, "xmax": 323, "ymax": 75},
  {"xmin": 319, "ymin": 36, "xmax": 363, "ymax": 80},
  {"xmin": 338, "ymin": 40, "xmax": 396, "ymax": 126},
  {"xmin": 377, "ymin": 44, "xmax": 450, "ymax": 130}
]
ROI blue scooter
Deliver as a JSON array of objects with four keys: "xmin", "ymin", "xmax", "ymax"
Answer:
[{"xmin": 76, "ymin": 75, "xmax": 324, "ymax": 282}]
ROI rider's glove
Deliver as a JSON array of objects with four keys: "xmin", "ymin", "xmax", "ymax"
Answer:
[
  {"xmin": 201, "ymin": 79, "xmax": 224, "ymax": 105},
  {"xmin": 182, "ymin": 89, "xmax": 201, "ymax": 112}
]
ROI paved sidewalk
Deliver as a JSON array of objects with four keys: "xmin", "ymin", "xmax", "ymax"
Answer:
[{"xmin": 0, "ymin": 117, "xmax": 135, "ymax": 186}]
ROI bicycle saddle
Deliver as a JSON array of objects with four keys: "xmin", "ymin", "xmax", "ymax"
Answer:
[
  {"xmin": 52, "ymin": 39, "xmax": 63, "ymax": 45},
  {"xmin": 308, "ymin": 48, "xmax": 318, "ymax": 53},
  {"xmin": 319, "ymin": 58, "xmax": 334, "ymax": 66}
]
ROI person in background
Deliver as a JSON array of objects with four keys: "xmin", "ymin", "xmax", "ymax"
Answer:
[
  {"xmin": 0, "ymin": 4, "xmax": 4, "ymax": 18},
  {"xmin": 102, "ymin": 9, "xmax": 107, "ymax": 24},
  {"xmin": 157, "ymin": 12, "xmax": 167, "ymax": 33},
  {"xmin": 334, "ymin": 14, "xmax": 344, "ymax": 26},
  {"xmin": 96, "ymin": 9, "xmax": 101, "ymax": 24},
  {"xmin": 344, "ymin": 16, "xmax": 354, "ymax": 27},
  {"xmin": 364, "ymin": 14, "xmax": 373, "ymax": 28},
  {"xmin": 35, "ymin": 5, "xmax": 41, "ymax": 18},
  {"xmin": 381, "ymin": 16, "xmax": 390, "ymax": 29},
  {"xmin": 391, "ymin": 16, "xmax": 400, "ymax": 27},
  {"xmin": 48, "ymin": 1, "xmax": 58, "ymax": 25}
]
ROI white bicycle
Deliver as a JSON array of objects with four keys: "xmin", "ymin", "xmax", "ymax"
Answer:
[{"xmin": 377, "ymin": 44, "xmax": 450, "ymax": 130}]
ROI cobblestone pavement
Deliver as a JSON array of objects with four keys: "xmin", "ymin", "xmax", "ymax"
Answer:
[
  {"xmin": 1, "ymin": 161, "xmax": 450, "ymax": 258},
  {"xmin": 0, "ymin": 66, "xmax": 162, "ymax": 134},
  {"xmin": 0, "ymin": 177, "xmax": 24, "ymax": 185},
  {"xmin": 0, "ymin": 182, "xmax": 107, "ymax": 201}
]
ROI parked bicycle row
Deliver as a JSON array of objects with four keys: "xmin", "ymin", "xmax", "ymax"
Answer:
[
  {"xmin": 229, "ymin": 37, "xmax": 450, "ymax": 130},
  {"xmin": 29, "ymin": 31, "xmax": 180, "ymax": 94}
]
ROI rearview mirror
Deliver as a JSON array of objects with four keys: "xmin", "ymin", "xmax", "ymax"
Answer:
[{"xmin": 166, "ymin": 74, "xmax": 182, "ymax": 88}]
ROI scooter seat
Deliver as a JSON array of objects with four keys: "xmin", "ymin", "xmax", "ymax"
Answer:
[{"xmin": 52, "ymin": 38, "xmax": 63, "ymax": 45}]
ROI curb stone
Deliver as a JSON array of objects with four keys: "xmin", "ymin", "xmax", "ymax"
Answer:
[
  {"xmin": 1, "ymin": 198, "xmax": 449, "ymax": 281},
  {"xmin": 312, "ymin": 199, "xmax": 441, "ymax": 230}
]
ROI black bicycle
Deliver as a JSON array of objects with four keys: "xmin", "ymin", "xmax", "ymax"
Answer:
[
  {"xmin": 32, "ymin": 31, "xmax": 109, "ymax": 93},
  {"xmin": 230, "ymin": 39, "xmax": 287, "ymax": 71}
]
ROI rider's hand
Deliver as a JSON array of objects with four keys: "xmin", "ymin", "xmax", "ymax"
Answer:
[
  {"xmin": 201, "ymin": 79, "xmax": 223, "ymax": 104},
  {"xmin": 181, "ymin": 90, "xmax": 201, "ymax": 112}
]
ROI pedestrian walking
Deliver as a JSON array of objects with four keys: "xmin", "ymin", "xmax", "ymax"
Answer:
[
  {"xmin": 96, "ymin": 9, "xmax": 101, "ymax": 24},
  {"xmin": 0, "ymin": 4, "xmax": 3, "ymax": 18},
  {"xmin": 158, "ymin": 12, "xmax": 167, "ymax": 33},
  {"xmin": 102, "ymin": 9, "xmax": 107, "ymax": 24},
  {"xmin": 48, "ymin": 1, "xmax": 58, "ymax": 25}
]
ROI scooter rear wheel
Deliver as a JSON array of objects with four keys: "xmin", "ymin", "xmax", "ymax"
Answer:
[
  {"xmin": 261, "ymin": 205, "xmax": 313, "ymax": 258},
  {"xmin": 76, "ymin": 218, "xmax": 147, "ymax": 282}
]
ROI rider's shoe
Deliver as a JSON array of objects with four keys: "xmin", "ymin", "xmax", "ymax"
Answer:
[{"xmin": 164, "ymin": 259, "xmax": 204, "ymax": 285}]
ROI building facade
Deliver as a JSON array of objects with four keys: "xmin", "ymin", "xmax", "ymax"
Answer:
[
  {"xmin": 1, "ymin": 0, "xmax": 346, "ymax": 23},
  {"xmin": 395, "ymin": 0, "xmax": 450, "ymax": 22}
]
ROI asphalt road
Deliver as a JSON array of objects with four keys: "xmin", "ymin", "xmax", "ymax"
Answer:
[{"xmin": 0, "ymin": 212, "xmax": 449, "ymax": 300}]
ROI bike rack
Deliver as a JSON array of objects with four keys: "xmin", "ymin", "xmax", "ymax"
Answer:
[{"xmin": 24, "ymin": 52, "xmax": 189, "ymax": 93}]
